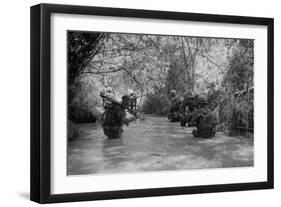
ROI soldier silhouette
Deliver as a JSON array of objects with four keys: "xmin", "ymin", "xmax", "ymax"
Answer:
[
  {"xmin": 168, "ymin": 90, "xmax": 183, "ymax": 122},
  {"xmin": 190, "ymin": 95, "xmax": 216, "ymax": 138},
  {"xmin": 100, "ymin": 86, "xmax": 126, "ymax": 139}
]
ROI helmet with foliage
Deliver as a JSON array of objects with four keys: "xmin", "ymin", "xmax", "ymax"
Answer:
[
  {"xmin": 170, "ymin": 89, "xmax": 177, "ymax": 97},
  {"xmin": 177, "ymin": 95, "xmax": 184, "ymax": 103},
  {"xmin": 127, "ymin": 89, "xmax": 134, "ymax": 96},
  {"xmin": 103, "ymin": 86, "xmax": 115, "ymax": 99},
  {"xmin": 105, "ymin": 86, "xmax": 113, "ymax": 93}
]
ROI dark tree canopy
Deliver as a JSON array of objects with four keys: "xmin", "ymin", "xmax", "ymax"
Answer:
[{"xmin": 67, "ymin": 31, "xmax": 108, "ymax": 103}]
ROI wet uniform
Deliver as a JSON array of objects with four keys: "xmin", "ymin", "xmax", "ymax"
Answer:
[
  {"xmin": 179, "ymin": 95, "xmax": 197, "ymax": 126},
  {"xmin": 168, "ymin": 90, "xmax": 183, "ymax": 122},
  {"xmin": 102, "ymin": 103, "xmax": 126, "ymax": 139},
  {"xmin": 190, "ymin": 107, "xmax": 216, "ymax": 138},
  {"xmin": 100, "ymin": 88, "xmax": 126, "ymax": 139}
]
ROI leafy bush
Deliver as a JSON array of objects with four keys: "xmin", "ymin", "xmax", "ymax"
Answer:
[
  {"xmin": 216, "ymin": 41, "xmax": 254, "ymax": 135},
  {"xmin": 68, "ymin": 75, "xmax": 104, "ymax": 123},
  {"xmin": 141, "ymin": 91, "xmax": 170, "ymax": 115},
  {"xmin": 216, "ymin": 94, "xmax": 253, "ymax": 135},
  {"xmin": 68, "ymin": 105, "xmax": 103, "ymax": 123}
]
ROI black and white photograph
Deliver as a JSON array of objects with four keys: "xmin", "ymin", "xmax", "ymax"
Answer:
[
  {"xmin": 0, "ymin": 0, "xmax": 278, "ymax": 205},
  {"xmin": 67, "ymin": 31, "xmax": 254, "ymax": 175},
  {"xmin": 27, "ymin": 2, "xmax": 274, "ymax": 204}
]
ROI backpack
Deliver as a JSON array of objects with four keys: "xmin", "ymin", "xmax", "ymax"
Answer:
[{"xmin": 196, "ymin": 110, "xmax": 216, "ymax": 138}]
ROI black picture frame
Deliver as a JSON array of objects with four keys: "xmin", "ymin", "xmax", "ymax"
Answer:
[{"xmin": 30, "ymin": 3, "xmax": 274, "ymax": 204}]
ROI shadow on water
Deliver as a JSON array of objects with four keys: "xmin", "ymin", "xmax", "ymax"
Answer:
[{"xmin": 67, "ymin": 115, "xmax": 253, "ymax": 175}]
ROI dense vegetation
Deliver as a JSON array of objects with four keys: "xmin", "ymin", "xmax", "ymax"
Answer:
[{"xmin": 67, "ymin": 31, "xmax": 254, "ymax": 137}]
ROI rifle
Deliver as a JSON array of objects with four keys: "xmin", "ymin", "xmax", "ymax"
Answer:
[{"xmin": 100, "ymin": 93, "xmax": 138, "ymax": 117}]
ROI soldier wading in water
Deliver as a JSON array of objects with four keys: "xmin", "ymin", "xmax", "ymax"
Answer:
[
  {"xmin": 179, "ymin": 92, "xmax": 197, "ymax": 127},
  {"xmin": 100, "ymin": 87, "xmax": 138, "ymax": 139},
  {"xmin": 168, "ymin": 90, "xmax": 184, "ymax": 122},
  {"xmin": 190, "ymin": 95, "xmax": 216, "ymax": 138}
]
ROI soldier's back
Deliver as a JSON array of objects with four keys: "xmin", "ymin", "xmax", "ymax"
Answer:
[{"xmin": 193, "ymin": 109, "xmax": 216, "ymax": 138}]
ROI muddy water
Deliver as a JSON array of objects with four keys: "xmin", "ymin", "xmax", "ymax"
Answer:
[{"xmin": 67, "ymin": 115, "xmax": 253, "ymax": 175}]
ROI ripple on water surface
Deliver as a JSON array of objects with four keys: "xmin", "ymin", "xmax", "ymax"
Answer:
[{"xmin": 67, "ymin": 115, "xmax": 253, "ymax": 175}]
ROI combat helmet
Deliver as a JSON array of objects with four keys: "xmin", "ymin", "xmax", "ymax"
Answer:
[
  {"xmin": 177, "ymin": 95, "xmax": 184, "ymax": 103},
  {"xmin": 127, "ymin": 88, "xmax": 134, "ymax": 96},
  {"xmin": 170, "ymin": 89, "xmax": 177, "ymax": 97},
  {"xmin": 103, "ymin": 86, "xmax": 115, "ymax": 99}
]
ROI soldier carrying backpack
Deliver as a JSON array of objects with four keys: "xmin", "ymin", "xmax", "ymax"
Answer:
[{"xmin": 190, "ymin": 95, "xmax": 216, "ymax": 138}]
